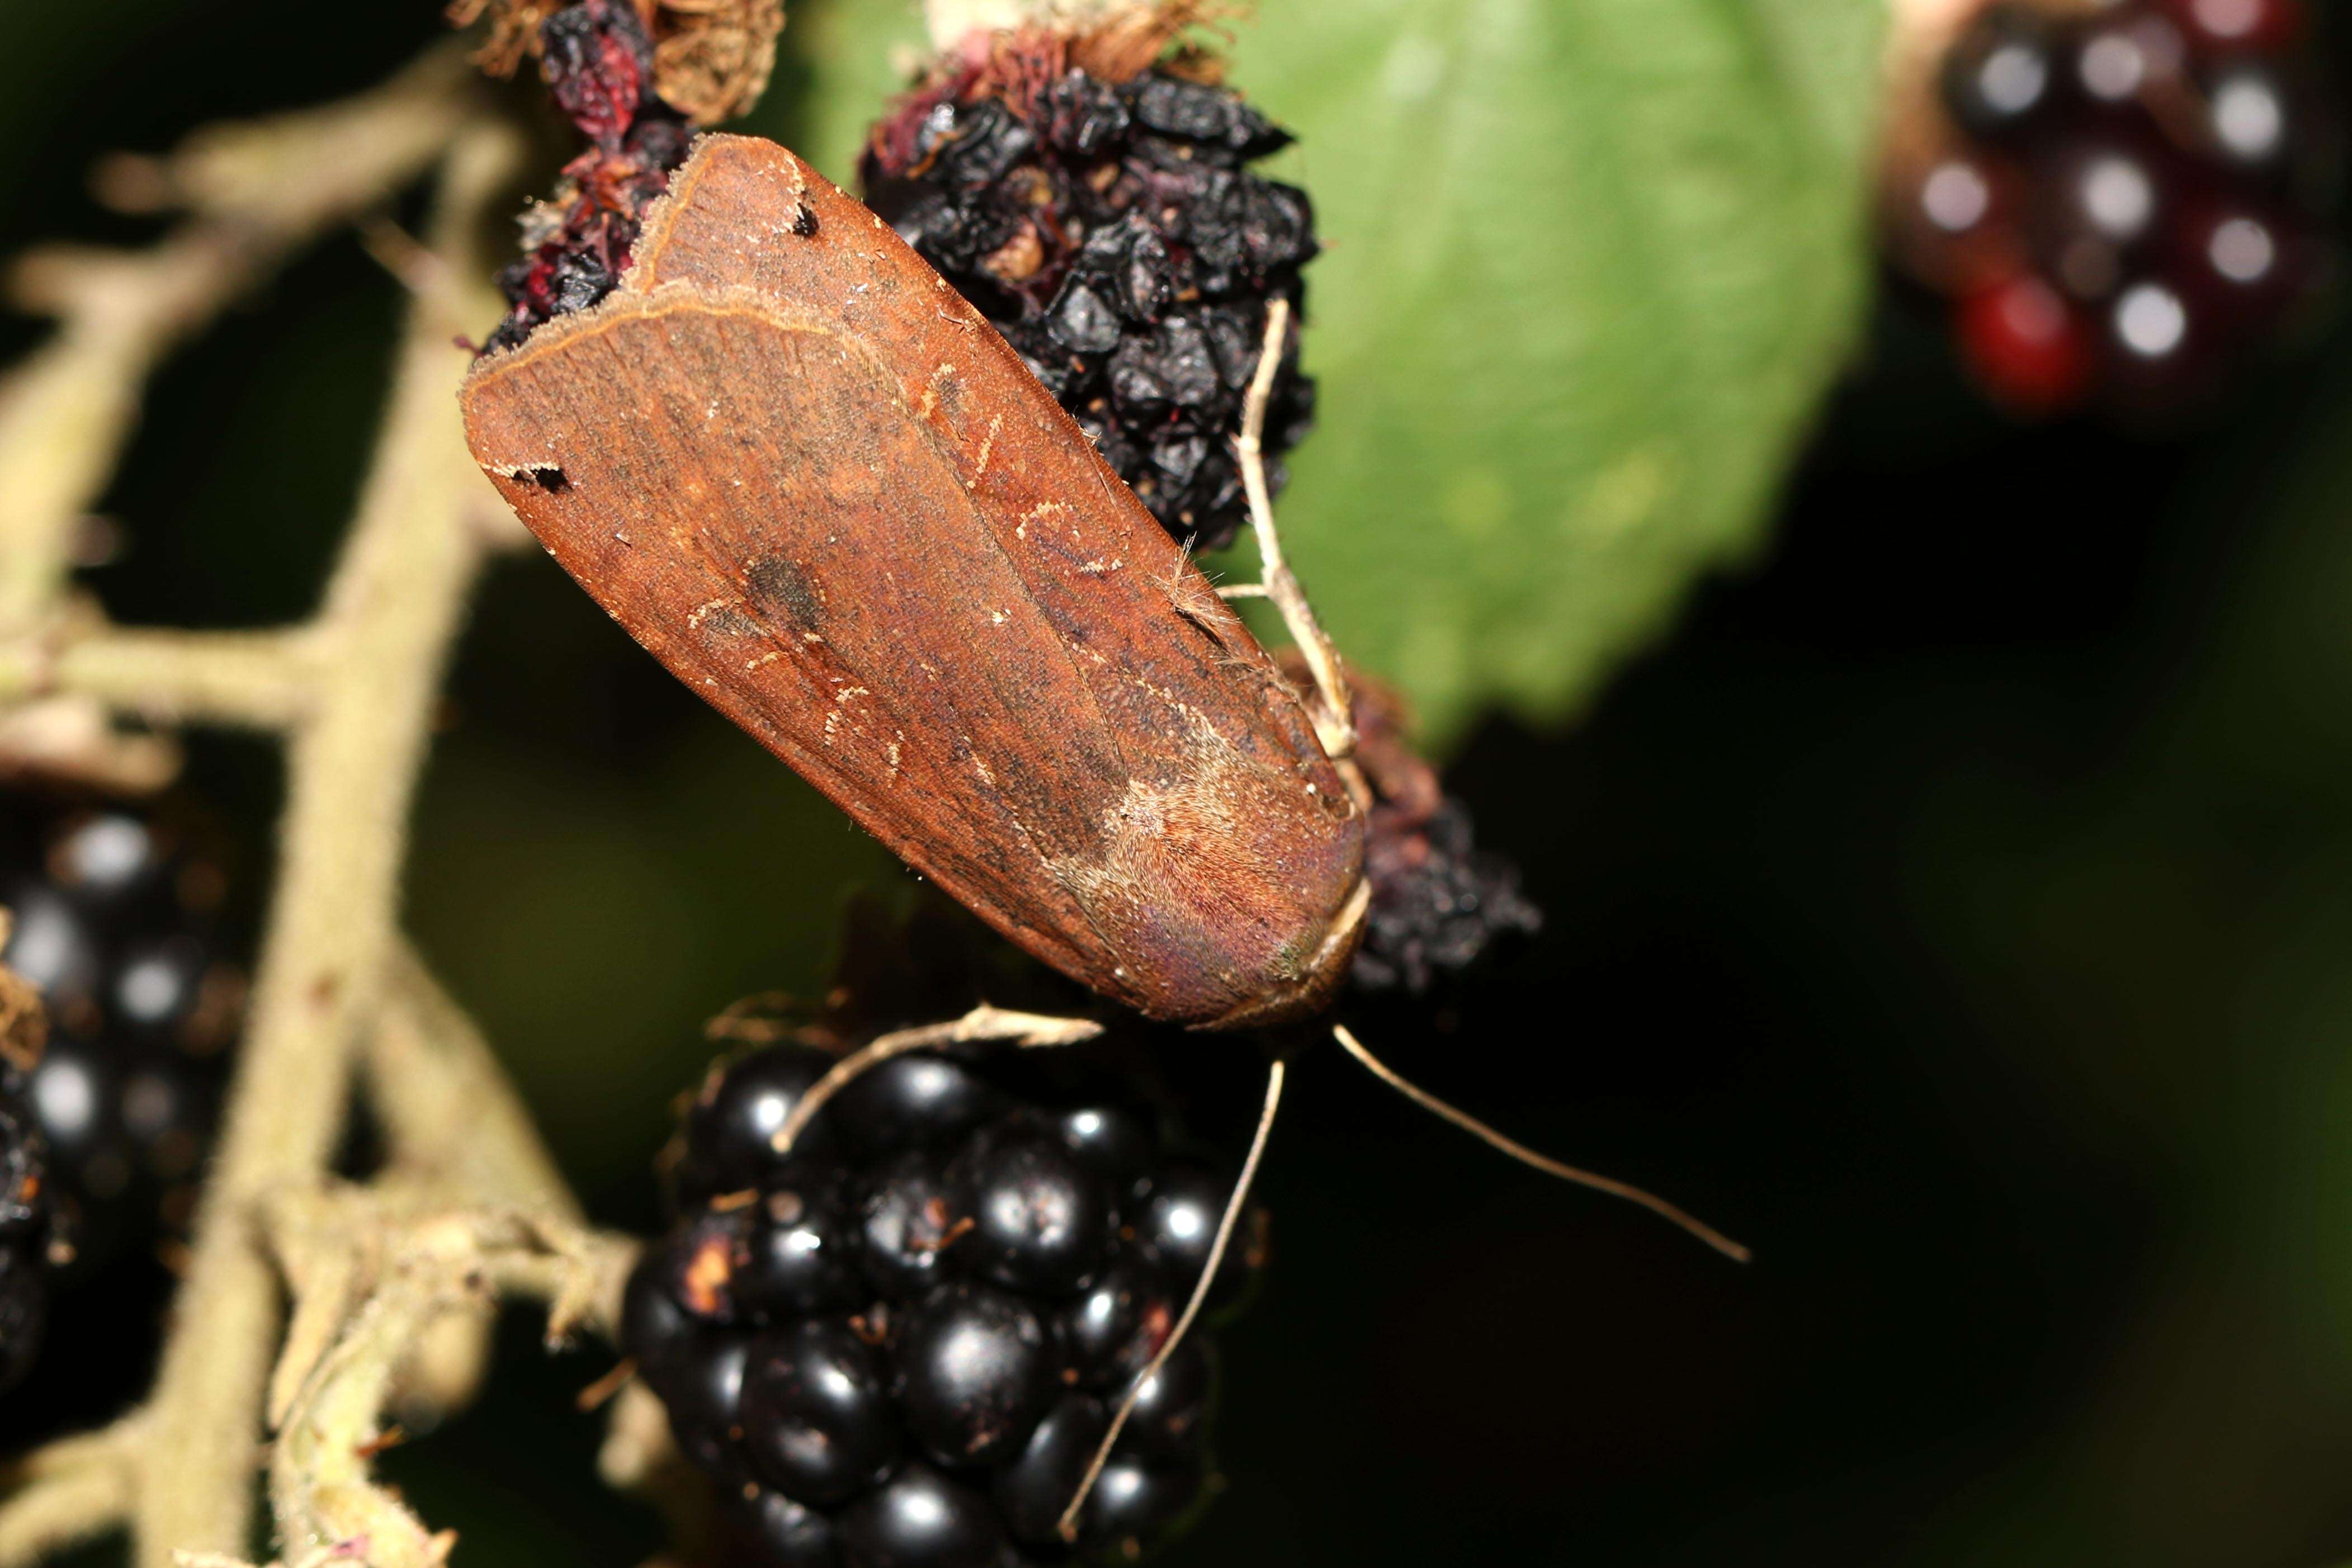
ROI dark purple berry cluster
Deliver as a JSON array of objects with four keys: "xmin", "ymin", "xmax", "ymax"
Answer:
[
  {"xmin": 0, "ymin": 796, "xmax": 241, "ymax": 1271},
  {"xmin": 1356, "ymin": 800, "xmax": 1542, "ymax": 994},
  {"xmin": 862, "ymin": 46, "xmax": 1317, "ymax": 551},
  {"xmin": 623, "ymin": 1037, "xmax": 1262, "ymax": 1567},
  {"xmin": 483, "ymin": 0, "xmax": 694, "ymax": 355},
  {"xmin": 0, "ymin": 1080, "xmax": 52, "ymax": 1394},
  {"xmin": 1888, "ymin": 0, "xmax": 2335, "ymax": 412}
]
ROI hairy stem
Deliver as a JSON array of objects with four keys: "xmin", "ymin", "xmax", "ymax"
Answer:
[
  {"xmin": 0, "ymin": 46, "xmax": 473, "ymax": 635},
  {"xmin": 0, "ymin": 1419, "xmax": 143, "ymax": 1568},
  {"xmin": 363, "ymin": 946, "xmax": 591, "ymax": 1422},
  {"xmin": 0, "ymin": 627, "xmax": 320, "ymax": 730},
  {"xmin": 133, "ymin": 125, "xmax": 517, "ymax": 1568},
  {"xmin": 369, "ymin": 943, "xmax": 583, "ymax": 1223}
]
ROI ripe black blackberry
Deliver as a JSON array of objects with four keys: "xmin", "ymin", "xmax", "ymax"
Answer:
[
  {"xmin": 1883, "ymin": 0, "xmax": 2337, "ymax": 412},
  {"xmin": 861, "ymin": 27, "xmax": 1317, "ymax": 550},
  {"xmin": 0, "ymin": 794, "xmax": 242, "ymax": 1272},
  {"xmin": 625, "ymin": 1021, "xmax": 1264, "ymax": 1567},
  {"xmin": 0, "ymin": 1083, "xmax": 54, "ymax": 1395}
]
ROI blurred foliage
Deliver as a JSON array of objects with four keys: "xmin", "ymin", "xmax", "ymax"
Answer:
[{"xmin": 1234, "ymin": 0, "xmax": 1888, "ymax": 742}]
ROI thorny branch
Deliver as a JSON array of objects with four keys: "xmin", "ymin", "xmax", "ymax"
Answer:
[{"xmin": 0, "ymin": 57, "xmax": 621, "ymax": 1568}]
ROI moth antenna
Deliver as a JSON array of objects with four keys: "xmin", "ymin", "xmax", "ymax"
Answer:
[
  {"xmin": 1331, "ymin": 1024, "xmax": 1751, "ymax": 1263},
  {"xmin": 1236, "ymin": 297, "xmax": 1356, "ymax": 768},
  {"xmin": 768, "ymin": 1005, "xmax": 1103, "ymax": 1155},
  {"xmin": 1057, "ymin": 1056, "xmax": 1286, "ymax": 1542}
]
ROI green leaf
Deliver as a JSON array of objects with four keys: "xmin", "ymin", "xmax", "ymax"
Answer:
[
  {"xmin": 758, "ymin": 0, "xmax": 1887, "ymax": 745},
  {"xmin": 1232, "ymin": 0, "xmax": 1886, "ymax": 743}
]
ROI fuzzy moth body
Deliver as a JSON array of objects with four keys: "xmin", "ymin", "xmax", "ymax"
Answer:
[{"xmin": 459, "ymin": 135, "xmax": 1367, "ymax": 1027}]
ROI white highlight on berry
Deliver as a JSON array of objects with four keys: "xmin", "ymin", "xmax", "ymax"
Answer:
[
  {"xmin": 65, "ymin": 816, "xmax": 151, "ymax": 889},
  {"xmin": 117, "ymin": 953, "xmax": 183, "ymax": 1023},
  {"xmin": 2115, "ymin": 282, "xmax": 2189, "ymax": 359},
  {"xmin": 1922, "ymin": 161, "xmax": 1992, "ymax": 233},
  {"xmin": 3, "ymin": 898, "xmax": 76, "ymax": 991},
  {"xmin": 895, "ymin": 1485, "xmax": 950, "ymax": 1531},
  {"xmin": 2213, "ymin": 73, "xmax": 2285, "ymax": 162},
  {"xmin": 32, "ymin": 1054, "xmax": 97, "ymax": 1141},
  {"xmin": 2082, "ymin": 154, "xmax": 2156, "ymax": 241},
  {"xmin": 2080, "ymin": 32, "xmax": 2147, "ymax": 101},
  {"xmin": 1979, "ymin": 41, "xmax": 2050, "ymax": 116},
  {"xmin": 2210, "ymin": 216, "xmax": 2278, "ymax": 285}
]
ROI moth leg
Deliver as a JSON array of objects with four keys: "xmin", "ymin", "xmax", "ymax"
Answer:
[
  {"xmin": 766, "ymin": 1005, "xmax": 1103, "ymax": 1155},
  {"xmin": 1057, "ymin": 1055, "xmax": 1286, "ymax": 1542},
  {"xmin": 1234, "ymin": 297, "xmax": 1366, "ymax": 804}
]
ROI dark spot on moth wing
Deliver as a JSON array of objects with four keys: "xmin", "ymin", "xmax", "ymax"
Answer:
[
  {"xmin": 514, "ymin": 465, "xmax": 570, "ymax": 493},
  {"xmin": 792, "ymin": 201, "xmax": 820, "ymax": 237},
  {"xmin": 695, "ymin": 604, "xmax": 759, "ymax": 640},
  {"xmin": 744, "ymin": 556, "xmax": 822, "ymax": 630}
]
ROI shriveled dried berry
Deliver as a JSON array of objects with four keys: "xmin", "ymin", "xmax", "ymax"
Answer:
[
  {"xmin": 863, "ymin": 44, "xmax": 1317, "ymax": 550},
  {"xmin": 1298, "ymin": 659, "xmax": 1543, "ymax": 994},
  {"xmin": 479, "ymin": 1, "xmax": 697, "ymax": 354},
  {"xmin": 1356, "ymin": 799, "xmax": 1545, "ymax": 994}
]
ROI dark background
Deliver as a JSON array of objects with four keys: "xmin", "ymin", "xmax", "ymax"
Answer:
[{"xmin": 6, "ymin": 4, "xmax": 2352, "ymax": 1566}]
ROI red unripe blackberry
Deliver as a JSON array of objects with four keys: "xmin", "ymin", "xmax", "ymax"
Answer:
[
  {"xmin": 861, "ymin": 32, "xmax": 1317, "ymax": 550},
  {"xmin": 2163, "ymin": 0, "xmax": 2306, "ymax": 55},
  {"xmin": 1956, "ymin": 272, "xmax": 2095, "ymax": 411}
]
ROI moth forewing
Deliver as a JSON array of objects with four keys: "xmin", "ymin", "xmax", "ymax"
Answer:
[{"xmin": 460, "ymin": 134, "xmax": 1367, "ymax": 1027}]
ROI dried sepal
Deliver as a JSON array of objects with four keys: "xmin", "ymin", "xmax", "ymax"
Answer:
[
  {"xmin": 922, "ymin": 0, "xmax": 1233, "ymax": 75},
  {"xmin": 646, "ymin": 0, "xmax": 785, "ymax": 124},
  {"xmin": 450, "ymin": 0, "xmax": 783, "ymax": 124}
]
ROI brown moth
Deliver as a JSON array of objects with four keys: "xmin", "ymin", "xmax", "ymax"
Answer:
[{"xmin": 460, "ymin": 134, "xmax": 1368, "ymax": 1028}]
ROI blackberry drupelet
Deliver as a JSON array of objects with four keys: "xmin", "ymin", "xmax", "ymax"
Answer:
[
  {"xmin": 0, "ymin": 795, "xmax": 242, "ymax": 1273},
  {"xmin": 862, "ymin": 37, "xmax": 1318, "ymax": 550},
  {"xmin": 1886, "ymin": 0, "xmax": 2338, "ymax": 412},
  {"xmin": 626, "ymin": 1027, "xmax": 1265, "ymax": 1566}
]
